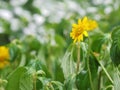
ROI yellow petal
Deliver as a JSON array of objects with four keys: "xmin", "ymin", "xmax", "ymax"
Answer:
[
  {"xmin": 87, "ymin": 20, "xmax": 97, "ymax": 31},
  {"xmin": 78, "ymin": 35, "xmax": 83, "ymax": 41},
  {"xmin": 74, "ymin": 38, "xmax": 77, "ymax": 43},
  {"xmin": 78, "ymin": 19, "xmax": 81, "ymax": 24},
  {"xmin": 80, "ymin": 35, "xmax": 83, "ymax": 41},
  {"xmin": 83, "ymin": 31, "xmax": 88, "ymax": 37},
  {"xmin": 72, "ymin": 24, "xmax": 77, "ymax": 28},
  {"xmin": 82, "ymin": 16, "xmax": 88, "ymax": 23}
]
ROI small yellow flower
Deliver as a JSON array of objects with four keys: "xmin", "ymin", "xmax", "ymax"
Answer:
[
  {"xmin": 70, "ymin": 16, "xmax": 97, "ymax": 43},
  {"xmin": 0, "ymin": 46, "xmax": 10, "ymax": 69}
]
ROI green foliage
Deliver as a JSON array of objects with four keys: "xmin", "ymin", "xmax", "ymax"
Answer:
[
  {"xmin": 27, "ymin": 59, "xmax": 51, "ymax": 78},
  {"xmin": 91, "ymin": 34, "xmax": 106, "ymax": 53},
  {"xmin": 53, "ymin": 60, "xmax": 65, "ymax": 83},
  {"xmin": 64, "ymin": 74, "xmax": 76, "ymax": 90},
  {"xmin": 113, "ymin": 69, "xmax": 120, "ymax": 90},
  {"xmin": 0, "ymin": 0, "xmax": 120, "ymax": 90},
  {"xmin": 76, "ymin": 71, "xmax": 90, "ymax": 90},
  {"xmin": 89, "ymin": 53, "xmax": 99, "ymax": 79},
  {"xmin": 19, "ymin": 73, "xmax": 33, "ymax": 90},
  {"xmin": 110, "ymin": 26, "xmax": 120, "ymax": 66},
  {"xmin": 61, "ymin": 44, "xmax": 75, "ymax": 79},
  {"xmin": 6, "ymin": 67, "xmax": 33, "ymax": 90},
  {"xmin": 75, "ymin": 53, "xmax": 99, "ymax": 90},
  {"xmin": 9, "ymin": 41, "xmax": 21, "ymax": 62}
]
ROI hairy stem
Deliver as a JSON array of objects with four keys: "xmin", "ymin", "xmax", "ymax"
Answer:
[
  {"xmin": 98, "ymin": 70, "xmax": 102, "ymax": 90},
  {"xmin": 33, "ymin": 73, "xmax": 37, "ymax": 90},
  {"xmin": 98, "ymin": 61, "xmax": 113, "ymax": 84}
]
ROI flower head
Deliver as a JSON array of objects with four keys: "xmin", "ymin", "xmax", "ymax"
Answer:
[
  {"xmin": 70, "ymin": 16, "xmax": 97, "ymax": 43},
  {"xmin": 0, "ymin": 46, "xmax": 10, "ymax": 69}
]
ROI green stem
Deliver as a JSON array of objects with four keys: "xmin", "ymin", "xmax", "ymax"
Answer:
[
  {"xmin": 105, "ymin": 85, "xmax": 114, "ymax": 90},
  {"xmin": 87, "ymin": 58, "xmax": 94, "ymax": 90},
  {"xmin": 87, "ymin": 37, "xmax": 94, "ymax": 90},
  {"xmin": 98, "ymin": 70, "xmax": 102, "ymax": 90},
  {"xmin": 0, "ymin": 78, "xmax": 1, "ymax": 85},
  {"xmin": 98, "ymin": 61, "xmax": 113, "ymax": 84},
  {"xmin": 76, "ymin": 43, "xmax": 80, "ymax": 74},
  {"xmin": 33, "ymin": 73, "xmax": 37, "ymax": 90}
]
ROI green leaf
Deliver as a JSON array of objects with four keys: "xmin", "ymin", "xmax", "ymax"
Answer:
[
  {"xmin": 9, "ymin": 43, "xmax": 20, "ymax": 62},
  {"xmin": 61, "ymin": 44, "xmax": 75, "ymax": 79},
  {"xmin": 28, "ymin": 59, "xmax": 51, "ymax": 78},
  {"xmin": 64, "ymin": 74, "xmax": 76, "ymax": 90},
  {"xmin": 91, "ymin": 33, "xmax": 111, "ymax": 53},
  {"xmin": 37, "ymin": 77, "xmax": 50, "ymax": 88},
  {"xmin": 19, "ymin": 73, "xmax": 33, "ymax": 90},
  {"xmin": 89, "ymin": 53, "xmax": 99, "ymax": 79},
  {"xmin": 113, "ymin": 69, "xmax": 120, "ymax": 90},
  {"xmin": 51, "ymin": 81, "xmax": 63, "ymax": 90},
  {"xmin": 89, "ymin": 53, "xmax": 99, "ymax": 90},
  {"xmin": 91, "ymin": 34, "xmax": 105, "ymax": 53},
  {"xmin": 36, "ymin": 79, "xmax": 43, "ymax": 89},
  {"xmin": 75, "ymin": 53, "xmax": 99, "ymax": 90},
  {"xmin": 53, "ymin": 60, "xmax": 65, "ymax": 83},
  {"xmin": 111, "ymin": 26, "xmax": 120, "ymax": 41},
  {"xmin": 6, "ymin": 67, "xmax": 28, "ymax": 90},
  {"xmin": 75, "ymin": 71, "xmax": 90, "ymax": 90},
  {"xmin": 110, "ymin": 26, "xmax": 120, "ymax": 66}
]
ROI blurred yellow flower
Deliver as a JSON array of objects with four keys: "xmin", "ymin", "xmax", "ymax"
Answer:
[
  {"xmin": 70, "ymin": 16, "xmax": 97, "ymax": 43},
  {"xmin": 0, "ymin": 46, "xmax": 10, "ymax": 69}
]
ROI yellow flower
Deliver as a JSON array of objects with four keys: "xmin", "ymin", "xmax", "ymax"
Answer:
[
  {"xmin": 70, "ymin": 16, "xmax": 97, "ymax": 43},
  {"xmin": 0, "ymin": 46, "xmax": 10, "ymax": 69}
]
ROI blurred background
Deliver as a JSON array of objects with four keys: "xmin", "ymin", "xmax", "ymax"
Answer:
[{"xmin": 0, "ymin": 0, "xmax": 120, "ymax": 45}]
